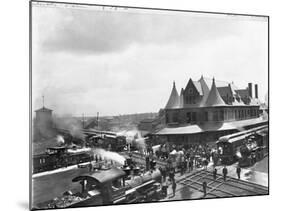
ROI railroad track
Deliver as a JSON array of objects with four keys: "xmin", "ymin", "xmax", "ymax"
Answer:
[
  {"xmin": 202, "ymin": 171, "xmax": 268, "ymax": 194},
  {"xmin": 175, "ymin": 170, "xmax": 268, "ymax": 199},
  {"xmin": 121, "ymin": 152, "xmax": 268, "ymax": 198}
]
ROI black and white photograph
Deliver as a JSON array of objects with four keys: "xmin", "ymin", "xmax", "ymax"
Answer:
[{"xmin": 30, "ymin": 1, "xmax": 269, "ymax": 210}]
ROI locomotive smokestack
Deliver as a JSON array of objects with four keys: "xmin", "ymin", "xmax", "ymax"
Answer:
[
  {"xmin": 255, "ymin": 84, "xmax": 258, "ymax": 99},
  {"xmin": 248, "ymin": 83, "xmax": 253, "ymax": 98}
]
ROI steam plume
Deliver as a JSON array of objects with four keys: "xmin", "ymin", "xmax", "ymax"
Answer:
[
  {"xmin": 92, "ymin": 148, "xmax": 125, "ymax": 165},
  {"xmin": 56, "ymin": 135, "xmax": 65, "ymax": 145},
  {"xmin": 54, "ymin": 117, "xmax": 85, "ymax": 141}
]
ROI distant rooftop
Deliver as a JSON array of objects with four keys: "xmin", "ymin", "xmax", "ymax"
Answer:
[{"xmin": 35, "ymin": 106, "xmax": 53, "ymax": 112}]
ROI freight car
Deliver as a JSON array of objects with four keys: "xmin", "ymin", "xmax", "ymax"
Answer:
[
  {"xmin": 36, "ymin": 167, "xmax": 162, "ymax": 209},
  {"xmin": 33, "ymin": 146, "xmax": 93, "ymax": 174}
]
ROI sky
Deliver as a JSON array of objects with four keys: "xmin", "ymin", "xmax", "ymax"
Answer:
[{"xmin": 32, "ymin": 2, "xmax": 268, "ymax": 117}]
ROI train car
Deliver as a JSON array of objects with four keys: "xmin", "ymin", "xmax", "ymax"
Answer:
[
  {"xmin": 35, "ymin": 167, "xmax": 162, "ymax": 209},
  {"xmin": 33, "ymin": 146, "xmax": 93, "ymax": 174},
  {"xmin": 57, "ymin": 128, "xmax": 127, "ymax": 152},
  {"xmin": 216, "ymin": 125, "xmax": 268, "ymax": 165},
  {"xmin": 238, "ymin": 145, "xmax": 266, "ymax": 167},
  {"xmin": 86, "ymin": 133, "xmax": 127, "ymax": 152}
]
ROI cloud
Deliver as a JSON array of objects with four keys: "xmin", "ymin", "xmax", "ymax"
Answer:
[
  {"xmin": 32, "ymin": 4, "xmax": 268, "ymax": 116},
  {"xmin": 34, "ymin": 6, "xmax": 245, "ymax": 55}
]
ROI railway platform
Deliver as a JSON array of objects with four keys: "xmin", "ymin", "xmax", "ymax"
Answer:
[{"xmin": 161, "ymin": 169, "xmax": 268, "ymax": 201}]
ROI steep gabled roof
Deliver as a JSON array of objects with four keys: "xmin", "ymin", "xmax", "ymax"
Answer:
[
  {"xmin": 205, "ymin": 78, "xmax": 226, "ymax": 107},
  {"xmin": 192, "ymin": 80, "xmax": 203, "ymax": 95},
  {"xmin": 217, "ymin": 85, "xmax": 247, "ymax": 106},
  {"xmin": 232, "ymin": 98, "xmax": 245, "ymax": 106},
  {"xmin": 165, "ymin": 76, "xmax": 258, "ymax": 109},
  {"xmin": 203, "ymin": 77, "xmax": 229, "ymax": 89},
  {"xmin": 165, "ymin": 81, "xmax": 180, "ymax": 109},
  {"xmin": 217, "ymin": 86, "xmax": 233, "ymax": 98},
  {"xmin": 179, "ymin": 88, "xmax": 184, "ymax": 108},
  {"xmin": 236, "ymin": 89, "xmax": 249, "ymax": 99},
  {"xmin": 229, "ymin": 82, "xmax": 239, "ymax": 92},
  {"xmin": 198, "ymin": 76, "xmax": 210, "ymax": 107}
]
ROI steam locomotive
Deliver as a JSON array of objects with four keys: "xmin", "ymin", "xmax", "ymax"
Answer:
[
  {"xmin": 216, "ymin": 125, "xmax": 268, "ymax": 165},
  {"xmin": 57, "ymin": 128, "xmax": 127, "ymax": 152},
  {"xmin": 36, "ymin": 166, "xmax": 163, "ymax": 209},
  {"xmin": 33, "ymin": 146, "xmax": 93, "ymax": 174}
]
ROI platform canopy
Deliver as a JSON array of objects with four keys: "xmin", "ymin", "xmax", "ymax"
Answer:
[{"xmin": 155, "ymin": 118, "xmax": 267, "ymax": 135}]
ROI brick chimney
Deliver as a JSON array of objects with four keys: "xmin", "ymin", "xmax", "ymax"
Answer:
[
  {"xmin": 248, "ymin": 83, "xmax": 252, "ymax": 98},
  {"xmin": 255, "ymin": 84, "xmax": 258, "ymax": 99}
]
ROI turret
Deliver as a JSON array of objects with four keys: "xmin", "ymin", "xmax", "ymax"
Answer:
[
  {"xmin": 165, "ymin": 81, "xmax": 180, "ymax": 109},
  {"xmin": 205, "ymin": 77, "xmax": 226, "ymax": 107}
]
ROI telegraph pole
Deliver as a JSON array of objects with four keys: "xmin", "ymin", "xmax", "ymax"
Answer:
[
  {"xmin": 82, "ymin": 113, "xmax": 85, "ymax": 129},
  {"xmin": 97, "ymin": 112, "xmax": 99, "ymax": 129},
  {"xmin": 42, "ymin": 95, "xmax": 45, "ymax": 108}
]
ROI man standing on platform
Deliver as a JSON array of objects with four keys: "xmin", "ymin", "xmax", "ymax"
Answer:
[
  {"xmin": 222, "ymin": 166, "xmax": 228, "ymax": 181},
  {"xmin": 169, "ymin": 168, "xmax": 175, "ymax": 182},
  {"xmin": 213, "ymin": 167, "xmax": 217, "ymax": 180},
  {"xmin": 162, "ymin": 180, "xmax": 169, "ymax": 197},
  {"xmin": 162, "ymin": 166, "xmax": 167, "ymax": 182},
  {"xmin": 145, "ymin": 155, "xmax": 150, "ymax": 171},
  {"xmin": 172, "ymin": 180, "xmax": 177, "ymax": 197},
  {"xmin": 202, "ymin": 181, "xmax": 207, "ymax": 196},
  {"xmin": 189, "ymin": 158, "xmax": 193, "ymax": 171},
  {"xmin": 236, "ymin": 165, "xmax": 241, "ymax": 179}
]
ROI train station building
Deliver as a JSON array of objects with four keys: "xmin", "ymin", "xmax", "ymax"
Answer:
[{"xmin": 153, "ymin": 76, "xmax": 268, "ymax": 146}]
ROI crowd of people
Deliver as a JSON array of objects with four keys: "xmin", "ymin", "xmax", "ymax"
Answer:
[
  {"xmin": 143, "ymin": 142, "xmax": 244, "ymax": 198},
  {"xmin": 147, "ymin": 142, "xmax": 221, "ymax": 175},
  {"xmin": 119, "ymin": 141, "xmax": 246, "ymax": 199}
]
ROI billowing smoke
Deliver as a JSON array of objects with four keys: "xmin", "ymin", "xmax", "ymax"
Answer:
[
  {"xmin": 53, "ymin": 117, "xmax": 85, "ymax": 141},
  {"xmin": 134, "ymin": 138, "xmax": 147, "ymax": 150},
  {"xmin": 92, "ymin": 148, "xmax": 125, "ymax": 165},
  {"xmin": 123, "ymin": 130, "xmax": 139, "ymax": 144},
  {"xmin": 56, "ymin": 135, "xmax": 65, "ymax": 145},
  {"xmin": 68, "ymin": 124, "xmax": 85, "ymax": 140}
]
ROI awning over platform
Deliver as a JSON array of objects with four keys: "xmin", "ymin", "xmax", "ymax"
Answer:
[{"xmin": 155, "ymin": 118, "xmax": 267, "ymax": 135}]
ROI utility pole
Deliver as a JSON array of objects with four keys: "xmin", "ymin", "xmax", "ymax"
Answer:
[
  {"xmin": 42, "ymin": 95, "xmax": 45, "ymax": 108},
  {"xmin": 97, "ymin": 112, "xmax": 99, "ymax": 129},
  {"xmin": 82, "ymin": 113, "xmax": 85, "ymax": 129},
  {"xmin": 119, "ymin": 114, "xmax": 121, "ymax": 129}
]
